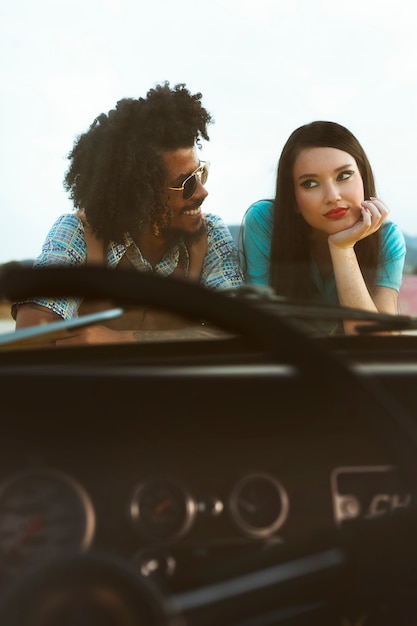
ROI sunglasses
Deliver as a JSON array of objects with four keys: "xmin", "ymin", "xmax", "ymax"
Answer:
[{"xmin": 168, "ymin": 161, "xmax": 209, "ymax": 200}]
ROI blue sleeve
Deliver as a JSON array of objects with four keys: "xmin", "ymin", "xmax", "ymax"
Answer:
[
  {"xmin": 375, "ymin": 221, "xmax": 406, "ymax": 291},
  {"xmin": 33, "ymin": 213, "xmax": 87, "ymax": 269},
  {"xmin": 29, "ymin": 213, "xmax": 86, "ymax": 318},
  {"xmin": 201, "ymin": 213, "xmax": 244, "ymax": 290},
  {"xmin": 242, "ymin": 200, "xmax": 274, "ymax": 285}
]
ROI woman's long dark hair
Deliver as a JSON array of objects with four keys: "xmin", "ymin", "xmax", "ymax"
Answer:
[{"xmin": 269, "ymin": 121, "xmax": 380, "ymax": 300}]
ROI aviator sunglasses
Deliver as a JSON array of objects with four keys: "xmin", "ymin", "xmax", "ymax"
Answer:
[{"xmin": 168, "ymin": 161, "xmax": 209, "ymax": 200}]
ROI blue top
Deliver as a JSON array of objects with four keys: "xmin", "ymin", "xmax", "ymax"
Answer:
[
  {"xmin": 242, "ymin": 199, "xmax": 406, "ymax": 304},
  {"xmin": 16, "ymin": 212, "xmax": 244, "ymax": 320}
]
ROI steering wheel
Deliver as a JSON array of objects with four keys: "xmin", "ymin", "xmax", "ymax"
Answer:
[{"xmin": 1, "ymin": 265, "xmax": 417, "ymax": 625}]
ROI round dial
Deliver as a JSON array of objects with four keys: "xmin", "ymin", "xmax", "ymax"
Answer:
[
  {"xmin": 229, "ymin": 472, "xmax": 289, "ymax": 538},
  {"xmin": 130, "ymin": 477, "xmax": 197, "ymax": 543},
  {"xmin": 0, "ymin": 469, "xmax": 95, "ymax": 576}
]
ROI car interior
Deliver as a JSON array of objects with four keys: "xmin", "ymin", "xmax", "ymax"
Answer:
[{"xmin": 1, "ymin": 265, "xmax": 417, "ymax": 625}]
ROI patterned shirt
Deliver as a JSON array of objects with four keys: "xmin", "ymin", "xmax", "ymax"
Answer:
[{"xmin": 17, "ymin": 212, "xmax": 244, "ymax": 319}]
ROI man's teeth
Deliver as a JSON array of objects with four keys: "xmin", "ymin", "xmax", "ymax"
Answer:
[{"xmin": 183, "ymin": 208, "xmax": 201, "ymax": 216}]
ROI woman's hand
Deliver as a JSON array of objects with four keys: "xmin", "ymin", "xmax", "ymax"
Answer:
[{"xmin": 328, "ymin": 197, "xmax": 389, "ymax": 249}]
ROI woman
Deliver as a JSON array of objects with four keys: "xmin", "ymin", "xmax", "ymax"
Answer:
[{"xmin": 242, "ymin": 121, "xmax": 406, "ymax": 334}]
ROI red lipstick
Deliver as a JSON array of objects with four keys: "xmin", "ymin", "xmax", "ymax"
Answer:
[{"xmin": 324, "ymin": 208, "xmax": 348, "ymax": 219}]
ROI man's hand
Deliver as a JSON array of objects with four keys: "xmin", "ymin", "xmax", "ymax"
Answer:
[{"xmin": 55, "ymin": 325, "xmax": 131, "ymax": 345}]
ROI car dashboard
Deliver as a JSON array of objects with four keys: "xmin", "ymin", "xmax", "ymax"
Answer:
[{"xmin": 1, "ymin": 267, "xmax": 417, "ymax": 625}]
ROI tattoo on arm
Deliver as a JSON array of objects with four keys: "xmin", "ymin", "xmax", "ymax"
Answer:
[{"xmin": 132, "ymin": 325, "xmax": 228, "ymax": 342}]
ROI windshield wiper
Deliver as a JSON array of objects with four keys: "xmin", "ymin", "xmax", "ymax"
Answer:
[
  {"xmin": 227, "ymin": 285, "xmax": 416, "ymax": 333},
  {"xmin": 0, "ymin": 308, "xmax": 124, "ymax": 349},
  {"xmin": 354, "ymin": 318, "xmax": 417, "ymax": 333}
]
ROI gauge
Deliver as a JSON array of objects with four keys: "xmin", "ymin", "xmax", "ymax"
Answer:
[
  {"xmin": 130, "ymin": 477, "xmax": 197, "ymax": 542},
  {"xmin": 229, "ymin": 472, "xmax": 289, "ymax": 538},
  {"xmin": 0, "ymin": 469, "xmax": 95, "ymax": 576}
]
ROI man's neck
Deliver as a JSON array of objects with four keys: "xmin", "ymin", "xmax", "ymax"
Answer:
[
  {"xmin": 135, "ymin": 235, "xmax": 165, "ymax": 267},
  {"xmin": 135, "ymin": 226, "xmax": 177, "ymax": 268}
]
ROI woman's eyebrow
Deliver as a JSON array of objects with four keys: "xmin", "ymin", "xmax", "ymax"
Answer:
[
  {"xmin": 297, "ymin": 172, "xmax": 318, "ymax": 181},
  {"xmin": 297, "ymin": 163, "xmax": 354, "ymax": 181}
]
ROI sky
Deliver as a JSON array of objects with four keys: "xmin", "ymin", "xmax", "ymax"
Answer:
[{"xmin": 2, "ymin": 0, "xmax": 417, "ymax": 263}]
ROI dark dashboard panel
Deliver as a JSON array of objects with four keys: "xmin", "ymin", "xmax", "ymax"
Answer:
[{"xmin": 1, "ymin": 346, "xmax": 415, "ymax": 595}]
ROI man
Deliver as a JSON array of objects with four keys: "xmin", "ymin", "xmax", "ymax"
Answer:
[{"xmin": 13, "ymin": 82, "xmax": 243, "ymax": 344}]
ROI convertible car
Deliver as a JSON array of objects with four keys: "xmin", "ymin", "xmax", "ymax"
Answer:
[{"xmin": 1, "ymin": 264, "xmax": 417, "ymax": 625}]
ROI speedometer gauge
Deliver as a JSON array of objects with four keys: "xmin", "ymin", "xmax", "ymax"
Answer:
[
  {"xmin": 0, "ymin": 469, "xmax": 95, "ymax": 577},
  {"xmin": 229, "ymin": 472, "xmax": 289, "ymax": 538},
  {"xmin": 130, "ymin": 476, "xmax": 197, "ymax": 542}
]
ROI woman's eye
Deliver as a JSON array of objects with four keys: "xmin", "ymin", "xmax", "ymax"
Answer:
[
  {"xmin": 337, "ymin": 170, "xmax": 354, "ymax": 181},
  {"xmin": 300, "ymin": 179, "xmax": 318, "ymax": 189}
]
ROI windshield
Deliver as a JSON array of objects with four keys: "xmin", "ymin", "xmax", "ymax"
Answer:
[{"xmin": 3, "ymin": 3, "xmax": 417, "ymax": 348}]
